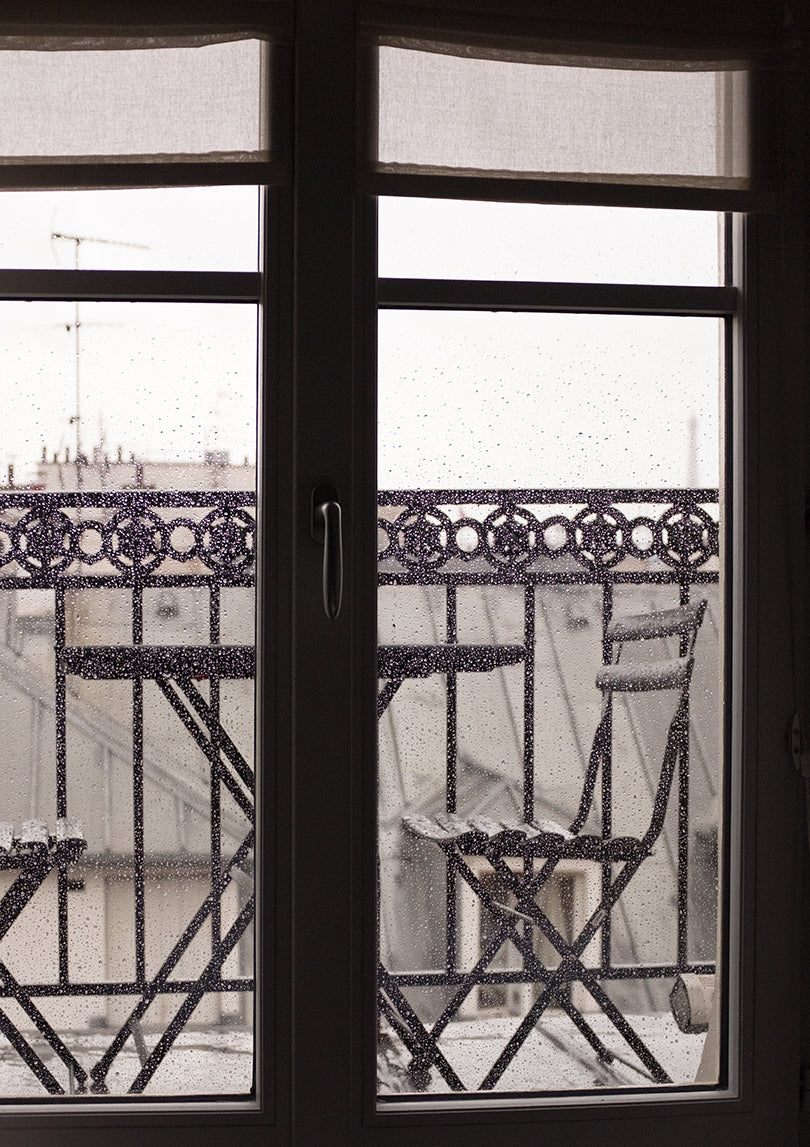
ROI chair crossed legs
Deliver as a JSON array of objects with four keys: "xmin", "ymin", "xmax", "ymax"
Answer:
[
  {"xmin": 0, "ymin": 818, "xmax": 88, "ymax": 1094},
  {"xmin": 398, "ymin": 599, "xmax": 707, "ymax": 1091},
  {"xmin": 88, "ymin": 829, "xmax": 254, "ymax": 1095}
]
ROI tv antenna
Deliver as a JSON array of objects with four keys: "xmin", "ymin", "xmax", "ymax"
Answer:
[{"xmin": 51, "ymin": 232, "xmax": 149, "ymax": 482}]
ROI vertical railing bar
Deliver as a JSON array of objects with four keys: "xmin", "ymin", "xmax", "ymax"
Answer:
[
  {"xmin": 210, "ymin": 582, "xmax": 222, "ymax": 962},
  {"xmin": 54, "ymin": 585, "xmax": 67, "ymax": 820},
  {"xmin": 600, "ymin": 580, "xmax": 613, "ymax": 973},
  {"xmin": 132, "ymin": 578, "xmax": 146, "ymax": 988},
  {"xmin": 54, "ymin": 583, "xmax": 69, "ymax": 984},
  {"xmin": 677, "ymin": 581, "xmax": 691, "ymax": 969},
  {"xmin": 522, "ymin": 584, "xmax": 537, "ymax": 975},
  {"xmin": 446, "ymin": 585, "xmax": 457, "ymax": 813},
  {"xmin": 132, "ymin": 575, "xmax": 143, "ymax": 646},
  {"xmin": 210, "ymin": 579, "xmax": 221, "ymax": 643},
  {"xmin": 446, "ymin": 858, "xmax": 458, "ymax": 980},
  {"xmin": 445, "ymin": 584, "xmax": 458, "ymax": 975},
  {"xmin": 57, "ymin": 869, "xmax": 69, "ymax": 986},
  {"xmin": 523, "ymin": 584, "xmax": 535, "ymax": 824}
]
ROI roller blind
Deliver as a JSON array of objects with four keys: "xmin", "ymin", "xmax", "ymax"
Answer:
[
  {"xmin": 375, "ymin": 43, "xmax": 749, "ymax": 188},
  {"xmin": 362, "ymin": 0, "xmax": 785, "ymax": 202},
  {"xmin": 0, "ymin": 36, "xmax": 269, "ymax": 167}
]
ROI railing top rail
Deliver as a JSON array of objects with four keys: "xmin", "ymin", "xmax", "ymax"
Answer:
[
  {"xmin": 0, "ymin": 489, "xmax": 256, "ymax": 509},
  {"xmin": 378, "ymin": 488, "xmax": 719, "ymax": 506},
  {"xmin": 378, "ymin": 489, "xmax": 719, "ymax": 578},
  {"xmin": 0, "ymin": 486, "xmax": 717, "ymax": 507},
  {"xmin": 0, "ymin": 488, "xmax": 718, "ymax": 584},
  {"xmin": 0, "ymin": 489, "xmax": 256, "ymax": 584}
]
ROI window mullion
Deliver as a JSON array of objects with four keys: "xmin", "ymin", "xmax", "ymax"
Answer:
[
  {"xmin": 0, "ymin": 269, "xmax": 261, "ymax": 303},
  {"xmin": 378, "ymin": 278, "xmax": 737, "ymax": 317}
]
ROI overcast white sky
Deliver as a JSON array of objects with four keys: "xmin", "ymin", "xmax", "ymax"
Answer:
[
  {"xmin": 0, "ymin": 190, "xmax": 722, "ymax": 491},
  {"xmin": 0, "ymin": 186, "xmax": 259, "ymax": 481},
  {"xmin": 378, "ymin": 199, "xmax": 722, "ymax": 491}
]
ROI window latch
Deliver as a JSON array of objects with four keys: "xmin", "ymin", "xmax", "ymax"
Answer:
[{"xmin": 311, "ymin": 483, "xmax": 343, "ymax": 620}]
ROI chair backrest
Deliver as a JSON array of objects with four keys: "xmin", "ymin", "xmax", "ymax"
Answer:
[
  {"xmin": 606, "ymin": 599, "xmax": 707, "ymax": 661},
  {"xmin": 569, "ymin": 600, "xmax": 707, "ymax": 838}
]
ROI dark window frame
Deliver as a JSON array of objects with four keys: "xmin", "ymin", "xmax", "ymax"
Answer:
[{"xmin": 0, "ymin": 2, "xmax": 802, "ymax": 1144}]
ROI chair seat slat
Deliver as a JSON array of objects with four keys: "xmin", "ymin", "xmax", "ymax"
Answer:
[
  {"xmin": 607, "ymin": 600, "xmax": 707, "ymax": 643},
  {"xmin": 596, "ymin": 657, "xmax": 693, "ymax": 693}
]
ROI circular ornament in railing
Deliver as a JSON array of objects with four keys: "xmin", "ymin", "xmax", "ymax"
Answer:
[
  {"xmin": 483, "ymin": 506, "xmax": 539, "ymax": 568},
  {"xmin": 393, "ymin": 507, "xmax": 452, "ymax": 568},
  {"xmin": 572, "ymin": 505, "xmax": 629, "ymax": 569},
  {"xmin": 14, "ymin": 508, "xmax": 76, "ymax": 573},
  {"xmin": 76, "ymin": 520, "xmax": 107, "ymax": 564},
  {"xmin": 453, "ymin": 518, "xmax": 483, "ymax": 559},
  {"xmin": 658, "ymin": 504, "xmax": 718, "ymax": 568},
  {"xmin": 198, "ymin": 506, "xmax": 255, "ymax": 571},
  {"xmin": 168, "ymin": 518, "xmax": 198, "ymax": 562},
  {"xmin": 538, "ymin": 515, "xmax": 575, "ymax": 558},
  {"xmin": 627, "ymin": 516, "xmax": 659, "ymax": 560},
  {"xmin": 105, "ymin": 509, "xmax": 169, "ymax": 573}
]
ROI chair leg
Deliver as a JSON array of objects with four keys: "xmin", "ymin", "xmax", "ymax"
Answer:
[
  {"xmin": 381, "ymin": 844, "xmax": 673, "ymax": 1092},
  {"xmin": 0, "ymin": 1007, "xmax": 64, "ymax": 1094},
  {"xmin": 0, "ymin": 847, "xmax": 90, "ymax": 1093},
  {"xmin": 128, "ymin": 897, "xmax": 254, "ymax": 1094},
  {"xmin": 377, "ymin": 963, "xmax": 466, "ymax": 1091},
  {"xmin": 0, "ymin": 959, "xmax": 88, "ymax": 1091},
  {"xmin": 446, "ymin": 850, "xmax": 618, "ymax": 1066},
  {"xmin": 90, "ymin": 830, "xmax": 254, "ymax": 1093},
  {"xmin": 480, "ymin": 854, "xmax": 672, "ymax": 1089},
  {"xmin": 496, "ymin": 924, "xmax": 618, "ymax": 1070}
]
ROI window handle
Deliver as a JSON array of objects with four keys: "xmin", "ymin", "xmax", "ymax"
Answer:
[{"xmin": 311, "ymin": 484, "xmax": 343, "ymax": 620}]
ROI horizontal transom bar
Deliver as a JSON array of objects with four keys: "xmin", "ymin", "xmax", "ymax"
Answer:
[
  {"xmin": 379, "ymin": 278, "xmax": 737, "ymax": 316},
  {"xmin": 0, "ymin": 269, "xmax": 261, "ymax": 303}
]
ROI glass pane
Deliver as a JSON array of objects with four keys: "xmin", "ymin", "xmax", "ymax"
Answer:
[
  {"xmin": 1, "ymin": 302, "xmax": 257, "ymax": 483},
  {"xmin": 377, "ymin": 46, "xmax": 748, "ymax": 186},
  {"xmin": 0, "ymin": 300, "xmax": 257, "ymax": 1096},
  {"xmin": 0, "ymin": 187, "xmax": 260, "ymax": 271},
  {"xmin": 0, "ymin": 40, "xmax": 268, "ymax": 164},
  {"xmin": 379, "ymin": 200, "xmax": 722, "ymax": 286},
  {"xmin": 377, "ymin": 248, "xmax": 724, "ymax": 1097},
  {"xmin": 379, "ymin": 312, "xmax": 721, "ymax": 489}
]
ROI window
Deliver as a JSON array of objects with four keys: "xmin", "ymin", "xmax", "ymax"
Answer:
[
  {"xmin": 376, "ymin": 200, "xmax": 729, "ymax": 1101},
  {"xmin": 0, "ymin": 188, "xmax": 261, "ymax": 1100},
  {"xmin": 0, "ymin": 1, "xmax": 804, "ymax": 1144}
]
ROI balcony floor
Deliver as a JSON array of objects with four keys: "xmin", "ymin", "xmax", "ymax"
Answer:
[
  {"xmin": 379, "ymin": 1011, "xmax": 709, "ymax": 1095},
  {"xmin": 0, "ymin": 1027, "xmax": 253, "ymax": 1098}
]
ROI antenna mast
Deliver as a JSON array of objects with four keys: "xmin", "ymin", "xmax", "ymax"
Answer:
[{"xmin": 51, "ymin": 231, "xmax": 149, "ymax": 483}]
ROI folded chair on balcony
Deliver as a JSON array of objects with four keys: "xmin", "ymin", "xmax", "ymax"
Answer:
[
  {"xmin": 0, "ymin": 818, "xmax": 88, "ymax": 1094},
  {"xmin": 398, "ymin": 598, "xmax": 707, "ymax": 1091}
]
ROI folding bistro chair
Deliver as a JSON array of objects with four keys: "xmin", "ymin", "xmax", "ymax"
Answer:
[
  {"xmin": 0, "ymin": 818, "xmax": 88, "ymax": 1094},
  {"xmin": 399, "ymin": 598, "xmax": 707, "ymax": 1090}
]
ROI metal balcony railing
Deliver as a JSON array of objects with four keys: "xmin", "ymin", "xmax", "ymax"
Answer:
[
  {"xmin": 0, "ymin": 488, "xmax": 256, "ymax": 1095},
  {"xmin": 0, "ymin": 487, "xmax": 720, "ymax": 1093},
  {"xmin": 377, "ymin": 488, "xmax": 720, "ymax": 1006}
]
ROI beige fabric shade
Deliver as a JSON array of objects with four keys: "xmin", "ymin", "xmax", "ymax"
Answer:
[
  {"xmin": 375, "ymin": 44, "xmax": 749, "ymax": 189},
  {"xmin": 0, "ymin": 37, "xmax": 269, "ymax": 165}
]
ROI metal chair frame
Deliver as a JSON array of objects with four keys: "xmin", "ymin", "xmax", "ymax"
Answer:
[
  {"xmin": 396, "ymin": 599, "xmax": 708, "ymax": 1091},
  {"xmin": 0, "ymin": 820, "xmax": 88, "ymax": 1094}
]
